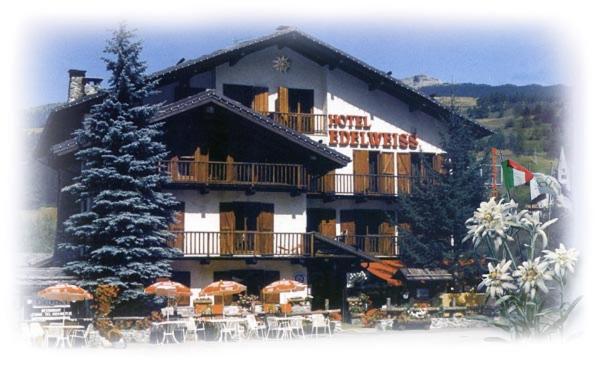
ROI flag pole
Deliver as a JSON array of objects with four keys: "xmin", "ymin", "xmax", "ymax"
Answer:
[{"xmin": 498, "ymin": 150, "xmax": 512, "ymax": 201}]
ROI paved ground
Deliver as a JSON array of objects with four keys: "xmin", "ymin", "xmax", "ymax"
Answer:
[{"xmin": 121, "ymin": 325, "xmax": 509, "ymax": 350}]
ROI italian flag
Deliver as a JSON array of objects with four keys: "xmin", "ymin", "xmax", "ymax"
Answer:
[{"xmin": 502, "ymin": 159, "xmax": 534, "ymax": 189}]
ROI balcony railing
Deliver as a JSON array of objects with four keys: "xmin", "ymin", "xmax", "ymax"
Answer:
[
  {"xmin": 336, "ymin": 235, "xmax": 399, "ymax": 256},
  {"xmin": 169, "ymin": 231, "xmax": 400, "ymax": 258},
  {"xmin": 160, "ymin": 160, "xmax": 308, "ymax": 189},
  {"xmin": 308, "ymin": 174, "xmax": 437, "ymax": 197},
  {"xmin": 259, "ymin": 111, "xmax": 327, "ymax": 135},
  {"xmin": 169, "ymin": 231, "xmax": 315, "ymax": 257}
]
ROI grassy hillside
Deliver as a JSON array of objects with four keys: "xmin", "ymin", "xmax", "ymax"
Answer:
[{"xmin": 430, "ymin": 85, "xmax": 566, "ymax": 177}]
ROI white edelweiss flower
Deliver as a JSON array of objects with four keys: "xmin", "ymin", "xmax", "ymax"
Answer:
[
  {"xmin": 463, "ymin": 197, "xmax": 516, "ymax": 251},
  {"xmin": 518, "ymin": 211, "xmax": 558, "ymax": 249},
  {"xmin": 513, "ymin": 257, "xmax": 553, "ymax": 299},
  {"xmin": 543, "ymin": 243, "xmax": 579, "ymax": 278},
  {"xmin": 477, "ymin": 260, "xmax": 516, "ymax": 298}
]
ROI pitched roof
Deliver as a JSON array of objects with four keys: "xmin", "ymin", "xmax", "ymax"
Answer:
[
  {"xmin": 150, "ymin": 27, "xmax": 492, "ymax": 137},
  {"xmin": 49, "ymin": 90, "xmax": 351, "ymax": 166},
  {"xmin": 153, "ymin": 90, "xmax": 350, "ymax": 166},
  {"xmin": 43, "ymin": 27, "xmax": 491, "ymax": 139}
]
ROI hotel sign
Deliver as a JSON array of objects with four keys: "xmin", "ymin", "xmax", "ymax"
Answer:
[{"xmin": 327, "ymin": 114, "xmax": 419, "ymax": 150}]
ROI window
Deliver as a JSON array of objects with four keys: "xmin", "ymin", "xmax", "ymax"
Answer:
[{"xmin": 223, "ymin": 84, "xmax": 268, "ymax": 111}]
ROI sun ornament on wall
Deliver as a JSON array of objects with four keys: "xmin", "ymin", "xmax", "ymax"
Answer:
[{"xmin": 272, "ymin": 55, "xmax": 291, "ymax": 73}]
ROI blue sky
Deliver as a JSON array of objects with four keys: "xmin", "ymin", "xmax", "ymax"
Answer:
[{"xmin": 22, "ymin": 20, "xmax": 568, "ymax": 107}]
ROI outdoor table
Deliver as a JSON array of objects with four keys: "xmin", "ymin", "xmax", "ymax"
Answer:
[
  {"xmin": 42, "ymin": 324, "xmax": 84, "ymax": 348},
  {"xmin": 204, "ymin": 318, "xmax": 246, "ymax": 342},
  {"xmin": 152, "ymin": 320, "xmax": 187, "ymax": 344}
]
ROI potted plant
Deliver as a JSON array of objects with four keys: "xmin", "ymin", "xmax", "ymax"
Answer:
[{"xmin": 394, "ymin": 307, "xmax": 432, "ymax": 330}]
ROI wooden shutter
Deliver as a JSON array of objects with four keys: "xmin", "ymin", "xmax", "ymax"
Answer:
[
  {"xmin": 318, "ymin": 209, "xmax": 337, "ymax": 238},
  {"xmin": 169, "ymin": 156, "xmax": 180, "ymax": 182},
  {"xmin": 257, "ymin": 204, "xmax": 274, "ymax": 255},
  {"xmin": 252, "ymin": 88, "xmax": 269, "ymax": 113},
  {"xmin": 378, "ymin": 152, "xmax": 394, "ymax": 194},
  {"xmin": 220, "ymin": 203, "xmax": 235, "ymax": 255},
  {"xmin": 225, "ymin": 154, "xmax": 235, "ymax": 183},
  {"xmin": 323, "ymin": 171, "xmax": 336, "ymax": 193},
  {"xmin": 191, "ymin": 146, "xmax": 208, "ymax": 183},
  {"xmin": 169, "ymin": 203, "xmax": 185, "ymax": 251},
  {"xmin": 353, "ymin": 150, "xmax": 369, "ymax": 194},
  {"xmin": 277, "ymin": 87, "xmax": 289, "ymax": 113},
  {"xmin": 340, "ymin": 210, "xmax": 356, "ymax": 245},
  {"xmin": 397, "ymin": 153, "xmax": 412, "ymax": 194},
  {"xmin": 378, "ymin": 212, "xmax": 396, "ymax": 256}
]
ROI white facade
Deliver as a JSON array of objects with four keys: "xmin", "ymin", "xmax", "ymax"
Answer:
[
  {"xmin": 171, "ymin": 190, "xmax": 306, "ymax": 234},
  {"xmin": 214, "ymin": 45, "xmax": 448, "ymax": 178},
  {"xmin": 163, "ymin": 38, "xmax": 451, "ymax": 294}
]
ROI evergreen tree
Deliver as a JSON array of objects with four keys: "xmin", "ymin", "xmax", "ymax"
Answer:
[
  {"xmin": 59, "ymin": 25, "xmax": 180, "ymax": 310},
  {"xmin": 396, "ymin": 111, "xmax": 488, "ymax": 286}
]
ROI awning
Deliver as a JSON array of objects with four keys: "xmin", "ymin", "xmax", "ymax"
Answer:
[
  {"xmin": 398, "ymin": 268, "xmax": 453, "ymax": 282},
  {"xmin": 361, "ymin": 260, "xmax": 405, "ymax": 287}
]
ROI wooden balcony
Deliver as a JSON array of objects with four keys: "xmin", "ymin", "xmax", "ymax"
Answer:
[
  {"xmin": 259, "ymin": 111, "xmax": 327, "ymax": 135},
  {"xmin": 168, "ymin": 231, "xmax": 400, "ymax": 258},
  {"xmin": 160, "ymin": 160, "xmax": 308, "ymax": 190},
  {"xmin": 169, "ymin": 231, "xmax": 314, "ymax": 257},
  {"xmin": 335, "ymin": 235, "xmax": 399, "ymax": 257},
  {"xmin": 308, "ymin": 174, "xmax": 437, "ymax": 197}
]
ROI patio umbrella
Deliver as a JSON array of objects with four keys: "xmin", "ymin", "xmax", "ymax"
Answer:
[
  {"xmin": 262, "ymin": 279, "xmax": 307, "ymax": 315},
  {"xmin": 262, "ymin": 279, "xmax": 306, "ymax": 294},
  {"xmin": 201, "ymin": 280, "xmax": 246, "ymax": 316},
  {"xmin": 145, "ymin": 280, "xmax": 192, "ymax": 320},
  {"xmin": 37, "ymin": 283, "xmax": 93, "ymax": 324}
]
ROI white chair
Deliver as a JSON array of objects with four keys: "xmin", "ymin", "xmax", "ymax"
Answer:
[
  {"xmin": 28, "ymin": 322, "xmax": 45, "ymax": 346},
  {"xmin": 69, "ymin": 323, "xmax": 98, "ymax": 347},
  {"xmin": 375, "ymin": 319, "xmax": 394, "ymax": 331},
  {"xmin": 266, "ymin": 317, "xmax": 285, "ymax": 339},
  {"xmin": 310, "ymin": 314, "xmax": 331, "ymax": 337},
  {"xmin": 330, "ymin": 319, "xmax": 343, "ymax": 333},
  {"xmin": 289, "ymin": 316, "xmax": 305, "ymax": 339},
  {"xmin": 245, "ymin": 315, "xmax": 266, "ymax": 339},
  {"xmin": 218, "ymin": 320, "xmax": 241, "ymax": 342},
  {"xmin": 45, "ymin": 324, "xmax": 68, "ymax": 348},
  {"xmin": 183, "ymin": 318, "xmax": 205, "ymax": 342}
]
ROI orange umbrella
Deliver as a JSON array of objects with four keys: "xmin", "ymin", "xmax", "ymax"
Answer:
[
  {"xmin": 201, "ymin": 280, "xmax": 247, "ymax": 296},
  {"xmin": 262, "ymin": 279, "xmax": 306, "ymax": 294},
  {"xmin": 145, "ymin": 280, "xmax": 191, "ymax": 320},
  {"xmin": 38, "ymin": 283, "xmax": 93, "ymax": 302},
  {"xmin": 145, "ymin": 280, "xmax": 192, "ymax": 298},
  {"xmin": 37, "ymin": 284, "xmax": 93, "ymax": 324}
]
